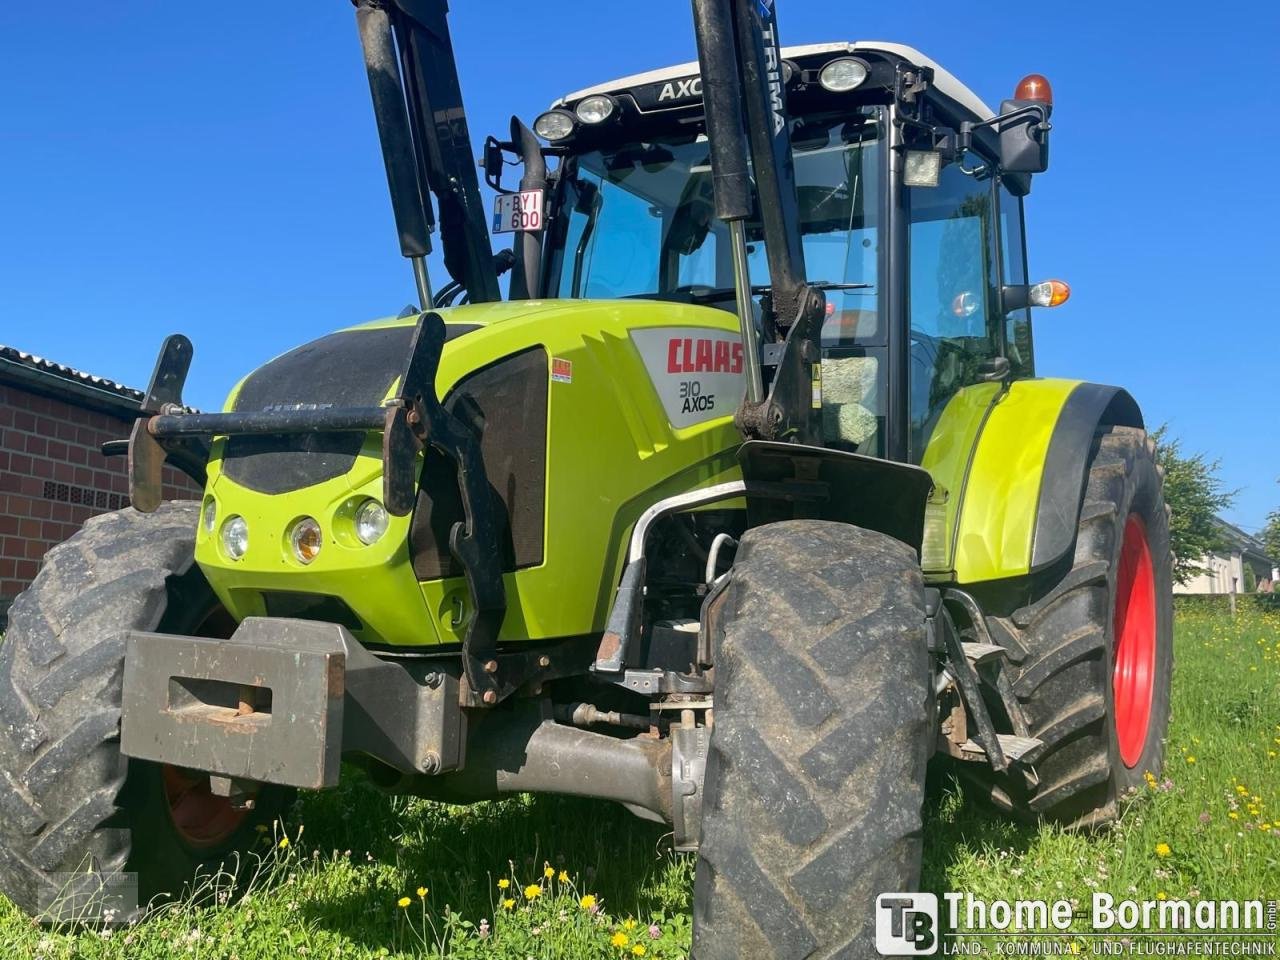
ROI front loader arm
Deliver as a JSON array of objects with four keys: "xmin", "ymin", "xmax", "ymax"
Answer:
[
  {"xmin": 689, "ymin": 0, "xmax": 827, "ymax": 444},
  {"xmin": 354, "ymin": 0, "xmax": 499, "ymax": 306}
]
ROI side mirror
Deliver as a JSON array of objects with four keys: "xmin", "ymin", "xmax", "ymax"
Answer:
[
  {"xmin": 1003, "ymin": 280, "xmax": 1070, "ymax": 312},
  {"xmin": 999, "ymin": 74, "xmax": 1053, "ymax": 175},
  {"xmin": 481, "ymin": 136, "xmax": 508, "ymax": 189}
]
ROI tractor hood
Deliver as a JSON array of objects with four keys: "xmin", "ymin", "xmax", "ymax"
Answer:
[
  {"xmin": 196, "ymin": 296, "xmax": 745, "ymax": 649},
  {"xmin": 218, "ymin": 301, "xmax": 565, "ymax": 495}
]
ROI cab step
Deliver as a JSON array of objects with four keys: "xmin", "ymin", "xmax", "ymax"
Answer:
[
  {"xmin": 959, "ymin": 734, "xmax": 1044, "ymax": 764},
  {"xmin": 961, "ymin": 641, "xmax": 1007, "ymax": 664}
]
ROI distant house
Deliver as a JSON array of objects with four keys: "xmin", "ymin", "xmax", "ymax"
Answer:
[
  {"xmin": 1174, "ymin": 517, "xmax": 1278, "ymax": 595},
  {"xmin": 0, "ymin": 345, "xmax": 199, "ymax": 627}
]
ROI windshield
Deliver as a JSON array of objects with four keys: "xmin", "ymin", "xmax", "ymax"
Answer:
[{"xmin": 547, "ymin": 108, "xmax": 883, "ymax": 344}]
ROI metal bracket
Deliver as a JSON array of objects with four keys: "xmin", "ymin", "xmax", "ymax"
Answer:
[
  {"xmin": 945, "ymin": 588, "xmax": 1034, "ymax": 741},
  {"xmin": 671, "ymin": 720, "xmax": 710, "ymax": 851},
  {"xmin": 393, "ymin": 312, "xmax": 508, "ymax": 705},
  {"xmin": 735, "ymin": 285, "xmax": 826, "ymax": 444},
  {"xmin": 937, "ymin": 599, "xmax": 1007, "ymax": 772},
  {"xmin": 128, "ymin": 334, "xmax": 208, "ymax": 512}
]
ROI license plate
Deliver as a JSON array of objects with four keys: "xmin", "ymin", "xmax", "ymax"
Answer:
[{"xmin": 492, "ymin": 189, "xmax": 544, "ymax": 234}]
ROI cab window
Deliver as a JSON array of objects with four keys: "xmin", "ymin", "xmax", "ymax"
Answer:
[{"xmin": 907, "ymin": 162, "xmax": 999, "ymax": 461}]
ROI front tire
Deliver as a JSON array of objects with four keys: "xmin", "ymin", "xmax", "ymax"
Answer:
[
  {"xmin": 0, "ymin": 503, "xmax": 292, "ymax": 920},
  {"xmin": 693, "ymin": 521, "xmax": 931, "ymax": 959}
]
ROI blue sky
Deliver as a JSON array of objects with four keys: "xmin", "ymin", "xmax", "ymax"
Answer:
[{"xmin": 2, "ymin": 1, "xmax": 1276, "ymax": 532}]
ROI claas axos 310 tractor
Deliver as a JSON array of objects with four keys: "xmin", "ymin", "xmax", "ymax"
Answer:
[{"xmin": 0, "ymin": 0, "xmax": 1173, "ymax": 954}]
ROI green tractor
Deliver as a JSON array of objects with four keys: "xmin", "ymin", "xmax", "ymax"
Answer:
[{"xmin": 0, "ymin": 0, "xmax": 1172, "ymax": 954}]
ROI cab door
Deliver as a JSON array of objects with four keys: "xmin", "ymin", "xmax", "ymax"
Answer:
[{"xmin": 907, "ymin": 156, "xmax": 1007, "ymax": 575}]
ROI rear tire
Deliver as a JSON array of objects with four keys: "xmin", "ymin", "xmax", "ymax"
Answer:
[
  {"xmin": 0, "ymin": 503, "xmax": 292, "ymax": 920},
  {"xmin": 693, "ymin": 520, "xmax": 931, "ymax": 959},
  {"xmin": 983, "ymin": 426, "xmax": 1174, "ymax": 826}
]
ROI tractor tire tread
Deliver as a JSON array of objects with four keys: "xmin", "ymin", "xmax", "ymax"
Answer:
[
  {"xmin": 0, "ymin": 502, "xmax": 198, "ymax": 916},
  {"xmin": 693, "ymin": 520, "xmax": 930, "ymax": 960}
]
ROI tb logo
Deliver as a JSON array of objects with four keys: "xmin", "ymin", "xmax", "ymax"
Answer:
[{"xmin": 875, "ymin": 893, "xmax": 938, "ymax": 955}]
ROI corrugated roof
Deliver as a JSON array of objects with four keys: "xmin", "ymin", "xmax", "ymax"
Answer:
[
  {"xmin": 0, "ymin": 344, "xmax": 143, "ymax": 400},
  {"xmin": 0, "ymin": 343, "xmax": 145, "ymax": 414}
]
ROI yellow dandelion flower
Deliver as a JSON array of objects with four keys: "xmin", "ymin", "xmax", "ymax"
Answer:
[
  {"xmin": 544, "ymin": 865, "xmax": 555, "ymax": 879},
  {"xmin": 397, "ymin": 896, "xmax": 411, "ymax": 908},
  {"xmin": 278, "ymin": 837, "xmax": 290, "ymax": 850},
  {"xmin": 497, "ymin": 878, "xmax": 510, "ymax": 890},
  {"xmin": 1156, "ymin": 891, "xmax": 1167, "ymax": 901},
  {"xmin": 1261, "ymin": 823, "xmax": 1272, "ymax": 832},
  {"xmin": 623, "ymin": 918, "xmax": 637, "ymax": 931},
  {"xmin": 558, "ymin": 870, "xmax": 570, "ymax": 883},
  {"xmin": 502, "ymin": 898, "xmax": 516, "ymax": 910},
  {"xmin": 524, "ymin": 884, "xmax": 542, "ymax": 900},
  {"xmin": 632, "ymin": 947, "xmax": 647, "ymax": 957},
  {"xmin": 611, "ymin": 932, "xmax": 629, "ymax": 948},
  {"xmin": 1185, "ymin": 756, "xmax": 1196, "ymax": 764},
  {"xmin": 1229, "ymin": 812, "xmax": 1240, "ymax": 820},
  {"xmin": 580, "ymin": 894, "xmax": 597, "ymax": 910},
  {"xmin": 417, "ymin": 886, "xmax": 428, "ymax": 899},
  {"xmin": 1155, "ymin": 842, "xmax": 1171, "ymax": 858}
]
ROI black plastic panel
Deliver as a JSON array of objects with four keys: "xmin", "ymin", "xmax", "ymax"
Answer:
[
  {"xmin": 410, "ymin": 348, "xmax": 548, "ymax": 580},
  {"xmin": 221, "ymin": 324, "xmax": 475, "ymax": 494}
]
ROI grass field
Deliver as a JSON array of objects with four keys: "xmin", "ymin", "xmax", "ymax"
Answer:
[{"xmin": 2, "ymin": 607, "xmax": 1277, "ymax": 957}]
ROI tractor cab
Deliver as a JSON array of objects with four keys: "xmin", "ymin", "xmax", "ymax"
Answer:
[{"xmin": 508, "ymin": 42, "xmax": 1062, "ymax": 466}]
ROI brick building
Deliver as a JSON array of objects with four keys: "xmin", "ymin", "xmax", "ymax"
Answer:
[{"xmin": 0, "ymin": 345, "xmax": 199, "ymax": 626}]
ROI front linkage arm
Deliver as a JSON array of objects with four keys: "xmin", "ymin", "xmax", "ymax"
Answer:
[{"xmin": 384, "ymin": 314, "xmax": 508, "ymax": 705}]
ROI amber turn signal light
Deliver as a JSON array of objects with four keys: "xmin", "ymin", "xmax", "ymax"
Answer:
[{"xmin": 1029, "ymin": 279, "xmax": 1070, "ymax": 308}]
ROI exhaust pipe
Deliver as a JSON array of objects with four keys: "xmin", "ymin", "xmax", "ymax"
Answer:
[{"xmin": 508, "ymin": 118, "xmax": 547, "ymax": 301}]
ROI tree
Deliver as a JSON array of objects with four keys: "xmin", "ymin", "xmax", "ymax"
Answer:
[
  {"xmin": 1263, "ymin": 508, "xmax": 1280, "ymax": 570},
  {"xmin": 1151, "ymin": 426, "xmax": 1237, "ymax": 585}
]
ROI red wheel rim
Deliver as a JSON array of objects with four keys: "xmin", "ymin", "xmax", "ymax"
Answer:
[
  {"xmin": 162, "ymin": 764, "xmax": 247, "ymax": 849},
  {"xmin": 1112, "ymin": 514, "xmax": 1157, "ymax": 768}
]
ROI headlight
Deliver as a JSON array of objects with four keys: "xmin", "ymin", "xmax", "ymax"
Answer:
[
  {"xmin": 819, "ymin": 58, "xmax": 868, "ymax": 93},
  {"xmin": 202, "ymin": 498, "xmax": 217, "ymax": 534},
  {"xmin": 355, "ymin": 500, "xmax": 389, "ymax": 546},
  {"xmin": 221, "ymin": 516, "xmax": 248, "ymax": 561},
  {"xmin": 574, "ymin": 95, "xmax": 615, "ymax": 125},
  {"xmin": 289, "ymin": 517, "xmax": 323, "ymax": 565},
  {"xmin": 533, "ymin": 111, "xmax": 575, "ymax": 141}
]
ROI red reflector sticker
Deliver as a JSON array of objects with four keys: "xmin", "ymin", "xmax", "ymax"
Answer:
[{"xmin": 551, "ymin": 358, "xmax": 573, "ymax": 383}]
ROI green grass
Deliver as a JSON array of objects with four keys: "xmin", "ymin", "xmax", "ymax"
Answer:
[{"xmin": 2, "ymin": 608, "xmax": 1277, "ymax": 957}]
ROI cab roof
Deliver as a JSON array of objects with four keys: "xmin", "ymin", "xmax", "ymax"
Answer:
[{"xmin": 555, "ymin": 41, "xmax": 994, "ymax": 121}]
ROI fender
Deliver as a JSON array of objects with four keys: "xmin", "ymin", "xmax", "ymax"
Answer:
[
  {"xmin": 924, "ymin": 379, "xmax": 1143, "ymax": 585},
  {"xmin": 739, "ymin": 440, "xmax": 934, "ymax": 553},
  {"xmin": 1029, "ymin": 382, "xmax": 1142, "ymax": 570}
]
